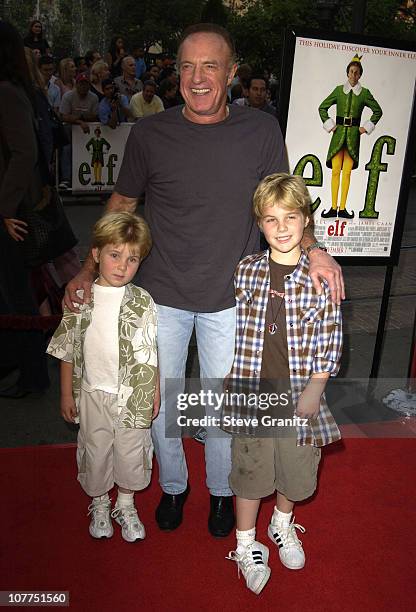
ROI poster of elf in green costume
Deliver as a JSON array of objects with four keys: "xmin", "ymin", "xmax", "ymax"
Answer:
[
  {"xmin": 282, "ymin": 32, "xmax": 416, "ymax": 260},
  {"xmin": 318, "ymin": 54, "xmax": 383, "ymax": 220}
]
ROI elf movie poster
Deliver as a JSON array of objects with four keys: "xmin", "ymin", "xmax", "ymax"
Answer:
[{"xmin": 285, "ymin": 35, "xmax": 416, "ymax": 258}]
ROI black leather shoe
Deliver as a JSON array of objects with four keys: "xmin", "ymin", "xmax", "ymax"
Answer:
[
  {"xmin": 338, "ymin": 208, "xmax": 354, "ymax": 219},
  {"xmin": 208, "ymin": 495, "xmax": 235, "ymax": 537},
  {"xmin": 155, "ymin": 485, "xmax": 190, "ymax": 531},
  {"xmin": 321, "ymin": 208, "xmax": 337, "ymax": 218}
]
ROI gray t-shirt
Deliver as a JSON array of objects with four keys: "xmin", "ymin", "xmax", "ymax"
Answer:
[
  {"xmin": 59, "ymin": 89, "xmax": 99, "ymax": 118},
  {"xmin": 115, "ymin": 104, "xmax": 288, "ymax": 312}
]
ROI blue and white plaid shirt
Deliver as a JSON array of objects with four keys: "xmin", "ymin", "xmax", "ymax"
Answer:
[{"xmin": 223, "ymin": 250, "xmax": 342, "ymax": 447}]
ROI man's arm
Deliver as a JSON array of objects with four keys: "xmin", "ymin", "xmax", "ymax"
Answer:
[
  {"xmin": 301, "ymin": 224, "xmax": 345, "ymax": 305},
  {"xmin": 82, "ymin": 110, "xmax": 98, "ymax": 122},
  {"xmin": 61, "ymin": 112, "xmax": 91, "ymax": 134},
  {"xmin": 106, "ymin": 191, "xmax": 138, "ymax": 213},
  {"xmin": 120, "ymin": 96, "xmax": 132, "ymax": 121},
  {"xmin": 106, "ymin": 104, "xmax": 119, "ymax": 129}
]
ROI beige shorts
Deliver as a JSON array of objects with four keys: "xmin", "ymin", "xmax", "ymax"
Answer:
[
  {"xmin": 77, "ymin": 388, "xmax": 153, "ymax": 497},
  {"xmin": 229, "ymin": 434, "xmax": 321, "ymax": 502}
]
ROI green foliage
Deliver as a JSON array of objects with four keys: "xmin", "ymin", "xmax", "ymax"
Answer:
[
  {"xmin": 228, "ymin": 0, "xmax": 415, "ymax": 81},
  {"xmin": 109, "ymin": 0, "xmax": 205, "ymax": 54},
  {"xmin": 228, "ymin": 0, "xmax": 321, "ymax": 73},
  {"xmin": 201, "ymin": 0, "xmax": 230, "ymax": 26},
  {"xmin": 365, "ymin": 0, "xmax": 416, "ymax": 41},
  {"xmin": 3, "ymin": 0, "xmax": 414, "ymax": 62},
  {"xmin": 3, "ymin": 0, "xmax": 205, "ymax": 57}
]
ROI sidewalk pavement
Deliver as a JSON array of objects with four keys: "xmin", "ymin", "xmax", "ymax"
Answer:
[{"xmin": 1, "ymin": 185, "xmax": 415, "ymax": 447}]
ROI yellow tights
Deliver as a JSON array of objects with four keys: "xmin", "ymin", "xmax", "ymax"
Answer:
[
  {"xmin": 331, "ymin": 148, "xmax": 354, "ymax": 210},
  {"xmin": 93, "ymin": 162, "xmax": 102, "ymax": 184}
]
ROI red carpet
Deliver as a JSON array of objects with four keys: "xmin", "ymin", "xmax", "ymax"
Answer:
[{"xmin": 1, "ymin": 438, "xmax": 415, "ymax": 611}]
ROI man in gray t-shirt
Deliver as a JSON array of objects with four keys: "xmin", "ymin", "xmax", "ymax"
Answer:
[
  {"xmin": 60, "ymin": 74, "xmax": 99, "ymax": 127},
  {"xmin": 59, "ymin": 73, "xmax": 98, "ymax": 188},
  {"xmin": 65, "ymin": 24, "xmax": 344, "ymax": 538}
]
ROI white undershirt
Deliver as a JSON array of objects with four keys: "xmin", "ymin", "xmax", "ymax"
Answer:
[{"xmin": 82, "ymin": 283, "xmax": 124, "ymax": 395}]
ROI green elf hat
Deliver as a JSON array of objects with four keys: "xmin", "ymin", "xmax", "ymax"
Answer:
[{"xmin": 351, "ymin": 54, "xmax": 363, "ymax": 63}]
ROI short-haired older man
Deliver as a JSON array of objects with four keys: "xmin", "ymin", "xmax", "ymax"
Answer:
[
  {"xmin": 65, "ymin": 24, "xmax": 344, "ymax": 535},
  {"xmin": 114, "ymin": 55, "xmax": 143, "ymax": 101}
]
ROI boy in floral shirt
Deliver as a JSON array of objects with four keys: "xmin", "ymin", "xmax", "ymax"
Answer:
[{"xmin": 47, "ymin": 212, "xmax": 159, "ymax": 542}]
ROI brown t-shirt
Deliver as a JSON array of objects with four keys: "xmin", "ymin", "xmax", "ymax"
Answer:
[{"xmin": 260, "ymin": 259, "xmax": 295, "ymax": 417}]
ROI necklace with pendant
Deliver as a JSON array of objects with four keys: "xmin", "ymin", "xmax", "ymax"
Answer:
[{"xmin": 268, "ymin": 289, "xmax": 285, "ymax": 335}]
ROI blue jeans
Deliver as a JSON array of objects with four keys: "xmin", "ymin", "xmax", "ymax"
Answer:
[{"xmin": 152, "ymin": 304, "xmax": 236, "ymax": 496}]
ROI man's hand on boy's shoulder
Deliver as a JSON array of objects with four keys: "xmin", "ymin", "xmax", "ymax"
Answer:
[
  {"xmin": 308, "ymin": 248, "xmax": 345, "ymax": 305},
  {"xmin": 64, "ymin": 269, "xmax": 95, "ymax": 313}
]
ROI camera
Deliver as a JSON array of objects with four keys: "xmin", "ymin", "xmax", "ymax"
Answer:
[{"xmin": 111, "ymin": 84, "xmax": 120, "ymax": 103}]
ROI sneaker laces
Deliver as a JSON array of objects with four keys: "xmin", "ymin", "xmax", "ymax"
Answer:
[
  {"xmin": 87, "ymin": 498, "xmax": 111, "ymax": 524},
  {"xmin": 111, "ymin": 504, "xmax": 139, "ymax": 525},
  {"xmin": 226, "ymin": 547, "xmax": 266, "ymax": 579},
  {"xmin": 273, "ymin": 518, "xmax": 305, "ymax": 549}
]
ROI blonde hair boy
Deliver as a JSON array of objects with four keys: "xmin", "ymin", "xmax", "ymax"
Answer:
[
  {"xmin": 253, "ymin": 172, "xmax": 312, "ymax": 221},
  {"xmin": 92, "ymin": 211, "xmax": 152, "ymax": 257},
  {"xmin": 47, "ymin": 212, "xmax": 159, "ymax": 544},
  {"xmin": 224, "ymin": 173, "xmax": 342, "ymax": 594}
]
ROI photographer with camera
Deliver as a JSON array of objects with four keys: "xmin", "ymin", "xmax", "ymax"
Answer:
[{"xmin": 98, "ymin": 78, "xmax": 131, "ymax": 129}]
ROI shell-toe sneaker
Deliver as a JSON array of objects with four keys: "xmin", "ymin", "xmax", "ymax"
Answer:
[
  {"xmin": 87, "ymin": 497, "xmax": 113, "ymax": 539},
  {"xmin": 268, "ymin": 518, "xmax": 306, "ymax": 569},
  {"xmin": 112, "ymin": 504, "xmax": 145, "ymax": 542},
  {"xmin": 227, "ymin": 541, "xmax": 271, "ymax": 595}
]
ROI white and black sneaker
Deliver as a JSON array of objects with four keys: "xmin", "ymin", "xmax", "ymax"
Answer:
[
  {"xmin": 87, "ymin": 497, "xmax": 113, "ymax": 539},
  {"xmin": 227, "ymin": 541, "xmax": 271, "ymax": 595},
  {"xmin": 111, "ymin": 504, "xmax": 145, "ymax": 542},
  {"xmin": 268, "ymin": 518, "xmax": 306, "ymax": 569}
]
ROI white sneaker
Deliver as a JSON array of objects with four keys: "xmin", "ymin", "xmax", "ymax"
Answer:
[
  {"xmin": 268, "ymin": 518, "xmax": 306, "ymax": 569},
  {"xmin": 111, "ymin": 504, "xmax": 145, "ymax": 542},
  {"xmin": 227, "ymin": 541, "xmax": 271, "ymax": 595},
  {"xmin": 87, "ymin": 497, "xmax": 113, "ymax": 539}
]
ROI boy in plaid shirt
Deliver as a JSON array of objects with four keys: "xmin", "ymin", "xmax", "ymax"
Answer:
[{"xmin": 225, "ymin": 173, "xmax": 342, "ymax": 594}]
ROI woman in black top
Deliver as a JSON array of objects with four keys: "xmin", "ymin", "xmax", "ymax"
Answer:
[
  {"xmin": 105, "ymin": 36, "xmax": 126, "ymax": 78},
  {"xmin": 0, "ymin": 22, "xmax": 50, "ymax": 397},
  {"xmin": 23, "ymin": 19, "xmax": 51, "ymax": 56}
]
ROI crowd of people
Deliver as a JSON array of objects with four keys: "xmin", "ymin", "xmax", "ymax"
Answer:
[
  {"xmin": 1, "ymin": 18, "xmax": 346, "ymax": 598},
  {"xmin": 15, "ymin": 20, "xmax": 281, "ymax": 189}
]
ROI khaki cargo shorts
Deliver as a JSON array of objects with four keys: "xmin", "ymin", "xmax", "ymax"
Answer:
[
  {"xmin": 77, "ymin": 388, "xmax": 153, "ymax": 497},
  {"xmin": 229, "ymin": 433, "xmax": 321, "ymax": 502}
]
